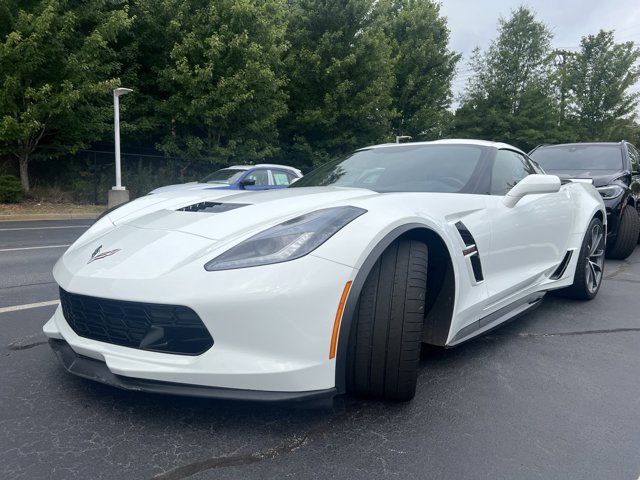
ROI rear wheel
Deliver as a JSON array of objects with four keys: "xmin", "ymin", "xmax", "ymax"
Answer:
[
  {"xmin": 563, "ymin": 217, "xmax": 605, "ymax": 300},
  {"xmin": 346, "ymin": 239, "xmax": 427, "ymax": 401},
  {"xmin": 606, "ymin": 206, "xmax": 640, "ymax": 259}
]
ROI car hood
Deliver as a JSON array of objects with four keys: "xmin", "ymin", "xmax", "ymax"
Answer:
[
  {"xmin": 56, "ymin": 187, "xmax": 379, "ymax": 282},
  {"xmin": 546, "ymin": 170, "xmax": 624, "ymax": 187},
  {"xmin": 124, "ymin": 187, "xmax": 378, "ymax": 240}
]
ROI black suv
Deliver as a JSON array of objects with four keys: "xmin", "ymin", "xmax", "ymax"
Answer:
[{"xmin": 530, "ymin": 141, "xmax": 640, "ymax": 260}]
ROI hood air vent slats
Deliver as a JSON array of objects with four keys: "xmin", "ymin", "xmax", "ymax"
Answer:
[{"xmin": 178, "ymin": 202, "xmax": 249, "ymax": 213}]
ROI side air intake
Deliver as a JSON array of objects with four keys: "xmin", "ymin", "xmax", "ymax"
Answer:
[
  {"xmin": 550, "ymin": 250, "xmax": 573, "ymax": 280},
  {"xmin": 455, "ymin": 221, "xmax": 484, "ymax": 283}
]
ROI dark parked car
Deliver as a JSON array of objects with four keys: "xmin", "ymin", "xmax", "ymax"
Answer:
[{"xmin": 530, "ymin": 141, "xmax": 640, "ymax": 260}]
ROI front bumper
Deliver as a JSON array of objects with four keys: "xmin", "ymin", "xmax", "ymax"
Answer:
[
  {"xmin": 49, "ymin": 338, "xmax": 336, "ymax": 402},
  {"xmin": 44, "ymin": 254, "xmax": 356, "ymax": 395}
]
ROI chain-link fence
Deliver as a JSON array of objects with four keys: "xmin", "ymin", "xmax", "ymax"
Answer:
[{"xmin": 19, "ymin": 148, "xmax": 222, "ymax": 204}]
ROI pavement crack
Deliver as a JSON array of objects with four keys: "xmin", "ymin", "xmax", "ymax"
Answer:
[
  {"xmin": 604, "ymin": 260, "xmax": 632, "ymax": 280},
  {"xmin": 7, "ymin": 340, "xmax": 48, "ymax": 351},
  {"xmin": 151, "ymin": 434, "xmax": 309, "ymax": 480},
  {"xmin": 151, "ymin": 406, "xmax": 352, "ymax": 480},
  {"xmin": 6, "ymin": 332, "xmax": 48, "ymax": 351},
  {"xmin": 604, "ymin": 277, "xmax": 640, "ymax": 284},
  {"xmin": 516, "ymin": 327, "xmax": 640, "ymax": 337}
]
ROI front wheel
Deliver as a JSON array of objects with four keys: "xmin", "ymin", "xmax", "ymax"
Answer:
[
  {"xmin": 346, "ymin": 239, "xmax": 428, "ymax": 401},
  {"xmin": 563, "ymin": 217, "xmax": 605, "ymax": 300}
]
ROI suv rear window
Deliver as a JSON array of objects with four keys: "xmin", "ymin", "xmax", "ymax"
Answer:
[{"xmin": 531, "ymin": 145, "xmax": 623, "ymax": 172}]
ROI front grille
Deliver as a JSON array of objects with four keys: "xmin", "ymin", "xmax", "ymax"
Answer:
[{"xmin": 59, "ymin": 288, "xmax": 213, "ymax": 355}]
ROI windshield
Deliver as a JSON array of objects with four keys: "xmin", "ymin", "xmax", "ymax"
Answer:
[
  {"xmin": 530, "ymin": 145, "xmax": 623, "ymax": 173},
  {"xmin": 291, "ymin": 144, "xmax": 486, "ymax": 193},
  {"xmin": 200, "ymin": 168, "xmax": 246, "ymax": 184}
]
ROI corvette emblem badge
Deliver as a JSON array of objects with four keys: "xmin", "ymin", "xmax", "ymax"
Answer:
[{"xmin": 88, "ymin": 245, "xmax": 121, "ymax": 264}]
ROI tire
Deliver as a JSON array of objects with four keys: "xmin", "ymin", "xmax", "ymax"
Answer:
[
  {"xmin": 563, "ymin": 217, "xmax": 605, "ymax": 300},
  {"xmin": 606, "ymin": 206, "xmax": 640, "ymax": 259},
  {"xmin": 346, "ymin": 239, "xmax": 427, "ymax": 401}
]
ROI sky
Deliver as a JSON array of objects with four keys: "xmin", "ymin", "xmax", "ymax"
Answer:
[{"xmin": 439, "ymin": 0, "xmax": 640, "ymax": 104}]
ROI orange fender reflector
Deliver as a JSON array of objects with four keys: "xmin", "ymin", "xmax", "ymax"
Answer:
[{"xmin": 329, "ymin": 281, "xmax": 352, "ymax": 359}]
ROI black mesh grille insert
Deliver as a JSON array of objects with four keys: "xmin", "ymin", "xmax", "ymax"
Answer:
[{"xmin": 59, "ymin": 288, "xmax": 213, "ymax": 355}]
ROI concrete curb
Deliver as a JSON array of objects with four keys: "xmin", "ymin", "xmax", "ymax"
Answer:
[{"xmin": 0, "ymin": 213, "xmax": 101, "ymax": 222}]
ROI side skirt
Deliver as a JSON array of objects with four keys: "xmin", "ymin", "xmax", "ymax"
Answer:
[{"xmin": 447, "ymin": 292, "xmax": 545, "ymax": 347}]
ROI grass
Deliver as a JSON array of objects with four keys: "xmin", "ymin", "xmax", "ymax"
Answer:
[{"xmin": 0, "ymin": 200, "xmax": 105, "ymax": 218}]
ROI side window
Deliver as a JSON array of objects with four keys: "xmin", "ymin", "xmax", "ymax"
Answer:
[
  {"xmin": 244, "ymin": 169, "xmax": 269, "ymax": 186},
  {"xmin": 271, "ymin": 170, "xmax": 292, "ymax": 186},
  {"xmin": 627, "ymin": 144, "xmax": 640, "ymax": 173},
  {"xmin": 490, "ymin": 150, "xmax": 534, "ymax": 196}
]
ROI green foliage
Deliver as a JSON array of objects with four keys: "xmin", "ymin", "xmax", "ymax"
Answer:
[
  {"xmin": 0, "ymin": 174, "xmax": 24, "ymax": 202},
  {"xmin": 282, "ymin": 0, "xmax": 396, "ymax": 167},
  {"xmin": 378, "ymin": 0, "xmax": 460, "ymax": 139},
  {"xmin": 1, "ymin": 0, "xmax": 639, "ymax": 203},
  {"xmin": 0, "ymin": 0, "xmax": 133, "ymax": 191},
  {"xmin": 453, "ymin": 6, "xmax": 561, "ymax": 151},
  {"xmin": 151, "ymin": 0, "xmax": 289, "ymax": 165},
  {"xmin": 568, "ymin": 30, "xmax": 640, "ymax": 141}
]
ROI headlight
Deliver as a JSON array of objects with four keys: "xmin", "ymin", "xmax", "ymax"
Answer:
[
  {"xmin": 204, "ymin": 206, "xmax": 366, "ymax": 271},
  {"xmin": 596, "ymin": 185, "xmax": 624, "ymax": 200}
]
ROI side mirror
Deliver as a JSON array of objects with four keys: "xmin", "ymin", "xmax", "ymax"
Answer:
[
  {"xmin": 239, "ymin": 178, "xmax": 256, "ymax": 189},
  {"xmin": 503, "ymin": 174, "xmax": 561, "ymax": 208}
]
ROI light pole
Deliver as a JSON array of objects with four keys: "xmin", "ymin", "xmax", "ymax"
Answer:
[{"xmin": 108, "ymin": 87, "xmax": 133, "ymax": 208}]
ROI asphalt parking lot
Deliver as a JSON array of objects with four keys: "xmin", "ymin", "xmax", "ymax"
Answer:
[{"xmin": 1, "ymin": 219, "xmax": 640, "ymax": 480}]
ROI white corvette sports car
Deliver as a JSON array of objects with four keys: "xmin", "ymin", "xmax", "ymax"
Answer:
[{"xmin": 44, "ymin": 140, "xmax": 606, "ymax": 402}]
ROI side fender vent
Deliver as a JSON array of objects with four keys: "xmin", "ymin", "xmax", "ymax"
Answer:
[
  {"xmin": 178, "ymin": 202, "xmax": 248, "ymax": 213},
  {"xmin": 550, "ymin": 250, "xmax": 573, "ymax": 280},
  {"xmin": 455, "ymin": 221, "xmax": 484, "ymax": 283},
  {"xmin": 455, "ymin": 221, "xmax": 475, "ymax": 246}
]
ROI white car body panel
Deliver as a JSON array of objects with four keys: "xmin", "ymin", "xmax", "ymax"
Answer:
[{"xmin": 44, "ymin": 140, "xmax": 606, "ymax": 398}]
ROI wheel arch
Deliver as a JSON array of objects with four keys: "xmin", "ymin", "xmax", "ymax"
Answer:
[{"xmin": 335, "ymin": 223, "xmax": 456, "ymax": 394}]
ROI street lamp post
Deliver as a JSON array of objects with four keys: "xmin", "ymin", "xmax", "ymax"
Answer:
[{"xmin": 108, "ymin": 87, "xmax": 133, "ymax": 208}]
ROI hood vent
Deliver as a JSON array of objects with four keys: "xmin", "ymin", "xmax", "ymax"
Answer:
[{"xmin": 177, "ymin": 202, "xmax": 249, "ymax": 213}]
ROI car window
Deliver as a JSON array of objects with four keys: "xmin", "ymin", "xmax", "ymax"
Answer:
[
  {"xmin": 627, "ymin": 144, "xmax": 640, "ymax": 173},
  {"xmin": 244, "ymin": 169, "xmax": 269, "ymax": 186},
  {"xmin": 200, "ymin": 168, "xmax": 245, "ymax": 184},
  {"xmin": 490, "ymin": 150, "xmax": 534, "ymax": 196},
  {"xmin": 291, "ymin": 144, "xmax": 487, "ymax": 193},
  {"xmin": 530, "ymin": 145, "xmax": 623, "ymax": 173},
  {"xmin": 271, "ymin": 170, "xmax": 292, "ymax": 186}
]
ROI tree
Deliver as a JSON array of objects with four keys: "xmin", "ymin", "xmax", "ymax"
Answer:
[
  {"xmin": 0, "ymin": 0, "xmax": 132, "ymax": 191},
  {"xmin": 155, "ymin": 0, "xmax": 289, "ymax": 165},
  {"xmin": 282, "ymin": 0, "xmax": 396, "ymax": 168},
  {"xmin": 453, "ymin": 6, "xmax": 560, "ymax": 151},
  {"xmin": 378, "ymin": 0, "xmax": 459, "ymax": 140},
  {"xmin": 569, "ymin": 30, "xmax": 640, "ymax": 141}
]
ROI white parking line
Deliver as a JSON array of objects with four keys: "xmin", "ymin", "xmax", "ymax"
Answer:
[
  {"xmin": 0, "ymin": 299, "xmax": 59, "ymax": 314},
  {"xmin": 0, "ymin": 244, "xmax": 70, "ymax": 253},
  {"xmin": 0, "ymin": 225, "xmax": 90, "ymax": 232}
]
